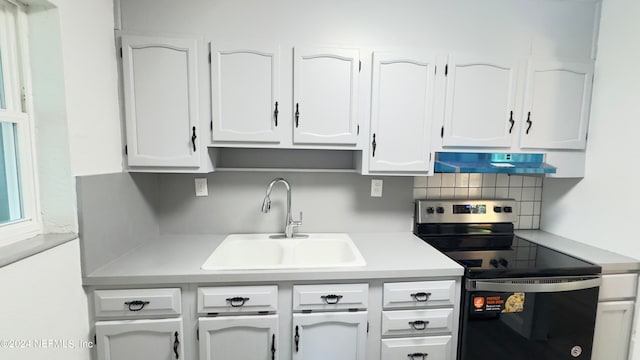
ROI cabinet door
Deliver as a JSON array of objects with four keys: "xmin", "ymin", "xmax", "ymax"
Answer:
[
  {"xmin": 292, "ymin": 311, "xmax": 367, "ymax": 360},
  {"xmin": 293, "ymin": 47, "xmax": 359, "ymax": 145},
  {"xmin": 210, "ymin": 43, "xmax": 281, "ymax": 143},
  {"xmin": 95, "ymin": 318, "xmax": 183, "ymax": 360},
  {"xmin": 520, "ymin": 60, "xmax": 594, "ymax": 150},
  {"xmin": 121, "ymin": 35, "xmax": 200, "ymax": 167},
  {"xmin": 443, "ymin": 55, "xmax": 520, "ymax": 148},
  {"xmin": 369, "ymin": 52, "xmax": 435, "ymax": 172},
  {"xmin": 199, "ymin": 315, "xmax": 278, "ymax": 360},
  {"xmin": 592, "ymin": 301, "xmax": 634, "ymax": 360}
]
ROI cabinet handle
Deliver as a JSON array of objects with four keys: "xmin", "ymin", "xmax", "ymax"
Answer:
[
  {"xmin": 408, "ymin": 320, "xmax": 429, "ymax": 330},
  {"xmin": 320, "ymin": 294, "xmax": 344, "ymax": 304},
  {"xmin": 508, "ymin": 110, "xmax": 515, "ymax": 134},
  {"xmin": 191, "ymin": 126, "xmax": 197, "ymax": 152},
  {"xmin": 173, "ymin": 331, "xmax": 180, "ymax": 359},
  {"xmin": 124, "ymin": 300, "xmax": 150, "ymax": 312},
  {"xmin": 372, "ymin": 133, "xmax": 377, "ymax": 157},
  {"xmin": 408, "ymin": 352, "xmax": 428, "ymax": 359},
  {"xmin": 271, "ymin": 334, "xmax": 276, "ymax": 360},
  {"xmin": 410, "ymin": 292, "xmax": 432, "ymax": 302},
  {"xmin": 294, "ymin": 325, "xmax": 300, "ymax": 352},
  {"xmin": 225, "ymin": 296, "xmax": 250, "ymax": 307},
  {"xmin": 295, "ymin": 103, "xmax": 300, "ymax": 128},
  {"xmin": 274, "ymin": 101, "xmax": 279, "ymax": 127},
  {"xmin": 526, "ymin": 112, "xmax": 532, "ymax": 134}
]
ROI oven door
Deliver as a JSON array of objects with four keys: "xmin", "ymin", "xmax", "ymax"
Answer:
[{"xmin": 460, "ymin": 276, "xmax": 601, "ymax": 360}]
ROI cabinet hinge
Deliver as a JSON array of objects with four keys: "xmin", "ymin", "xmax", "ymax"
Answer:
[
  {"xmin": 440, "ymin": 126, "xmax": 444, "ymax": 138},
  {"xmin": 302, "ymin": 310, "xmax": 312, "ymax": 314},
  {"xmin": 367, "ymin": 322, "xmax": 370, "ymax": 333},
  {"xmin": 445, "ymin": 64, "xmax": 448, "ymax": 76},
  {"xmin": 357, "ymin": 124, "xmax": 360, "ymax": 135},
  {"xmin": 197, "ymin": 327, "xmax": 199, "ymax": 341},
  {"xmin": 207, "ymin": 312, "xmax": 219, "ymax": 317},
  {"xmin": 429, "ymin": 153, "xmax": 432, "ymax": 162},
  {"xmin": 358, "ymin": 60, "xmax": 361, "ymax": 72},
  {"xmin": 208, "ymin": 51, "xmax": 212, "ymax": 64},
  {"xmin": 348, "ymin": 308, "xmax": 359, "ymax": 312},
  {"xmin": 93, "ymin": 334, "xmax": 97, "ymax": 345},
  {"xmin": 586, "ymin": 132, "xmax": 589, "ymax": 141},
  {"xmin": 124, "ymin": 145, "xmax": 128, "ymax": 155},
  {"xmin": 210, "ymin": 119, "xmax": 213, "ymax": 132},
  {"xmin": 435, "ymin": 65, "xmax": 437, "ymax": 75},
  {"xmin": 120, "ymin": 47, "xmax": 123, "ymax": 58}
]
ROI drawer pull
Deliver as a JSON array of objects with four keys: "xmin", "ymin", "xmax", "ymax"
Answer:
[
  {"xmin": 320, "ymin": 294, "xmax": 344, "ymax": 304},
  {"xmin": 124, "ymin": 300, "xmax": 150, "ymax": 312},
  {"xmin": 226, "ymin": 297, "xmax": 250, "ymax": 307},
  {"xmin": 408, "ymin": 352, "xmax": 428, "ymax": 360},
  {"xmin": 408, "ymin": 320, "xmax": 429, "ymax": 330},
  {"xmin": 410, "ymin": 292, "xmax": 432, "ymax": 302}
]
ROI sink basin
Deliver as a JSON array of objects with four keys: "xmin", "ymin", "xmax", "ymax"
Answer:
[{"xmin": 201, "ymin": 233, "xmax": 366, "ymax": 270}]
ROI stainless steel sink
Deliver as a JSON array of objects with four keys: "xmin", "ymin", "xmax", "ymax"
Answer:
[{"xmin": 201, "ymin": 233, "xmax": 366, "ymax": 270}]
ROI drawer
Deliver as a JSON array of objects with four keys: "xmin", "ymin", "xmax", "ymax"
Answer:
[
  {"xmin": 293, "ymin": 283, "xmax": 368, "ymax": 311},
  {"xmin": 599, "ymin": 274, "xmax": 638, "ymax": 301},
  {"xmin": 384, "ymin": 280, "xmax": 456, "ymax": 309},
  {"xmin": 381, "ymin": 336, "xmax": 452, "ymax": 360},
  {"xmin": 94, "ymin": 288, "xmax": 181, "ymax": 318},
  {"xmin": 382, "ymin": 308, "xmax": 454, "ymax": 337},
  {"xmin": 198, "ymin": 285, "xmax": 278, "ymax": 314}
]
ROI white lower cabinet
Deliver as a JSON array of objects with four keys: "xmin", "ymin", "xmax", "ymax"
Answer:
[
  {"xmin": 95, "ymin": 318, "xmax": 184, "ymax": 360},
  {"xmin": 381, "ymin": 336, "xmax": 452, "ymax": 360},
  {"xmin": 292, "ymin": 311, "xmax": 368, "ymax": 360},
  {"xmin": 199, "ymin": 315, "xmax": 278, "ymax": 360},
  {"xmin": 592, "ymin": 301, "xmax": 634, "ymax": 360}
]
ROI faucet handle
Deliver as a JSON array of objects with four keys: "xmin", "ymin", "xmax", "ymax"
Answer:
[{"xmin": 294, "ymin": 211, "xmax": 303, "ymax": 225}]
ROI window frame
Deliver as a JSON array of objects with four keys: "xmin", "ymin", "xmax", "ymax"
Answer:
[{"xmin": 0, "ymin": 0, "xmax": 42, "ymax": 245}]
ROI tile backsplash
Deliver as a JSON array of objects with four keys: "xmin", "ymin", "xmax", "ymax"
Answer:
[{"xmin": 413, "ymin": 173, "xmax": 543, "ymax": 230}]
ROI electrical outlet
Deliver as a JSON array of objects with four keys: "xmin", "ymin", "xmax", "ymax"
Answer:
[
  {"xmin": 195, "ymin": 178, "xmax": 208, "ymax": 197},
  {"xmin": 370, "ymin": 179, "xmax": 383, "ymax": 197}
]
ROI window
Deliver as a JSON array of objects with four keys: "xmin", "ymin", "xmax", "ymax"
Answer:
[{"xmin": 0, "ymin": 0, "xmax": 40, "ymax": 243}]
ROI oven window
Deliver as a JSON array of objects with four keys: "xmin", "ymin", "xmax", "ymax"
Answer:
[{"xmin": 460, "ymin": 287, "xmax": 598, "ymax": 360}]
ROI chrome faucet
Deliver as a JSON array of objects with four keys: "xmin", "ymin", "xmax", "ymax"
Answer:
[{"xmin": 261, "ymin": 178, "xmax": 303, "ymax": 238}]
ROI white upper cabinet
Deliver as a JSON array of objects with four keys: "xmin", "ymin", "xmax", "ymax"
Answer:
[
  {"xmin": 369, "ymin": 52, "xmax": 436, "ymax": 173},
  {"xmin": 520, "ymin": 59, "xmax": 594, "ymax": 150},
  {"xmin": 443, "ymin": 55, "xmax": 521, "ymax": 148},
  {"xmin": 210, "ymin": 43, "xmax": 281, "ymax": 143},
  {"xmin": 293, "ymin": 47, "xmax": 360, "ymax": 145},
  {"xmin": 121, "ymin": 35, "xmax": 200, "ymax": 168}
]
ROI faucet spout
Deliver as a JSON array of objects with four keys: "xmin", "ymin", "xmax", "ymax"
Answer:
[{"xmin": 261, "ymin": 178, "xmax": 302, "ymax": 238}]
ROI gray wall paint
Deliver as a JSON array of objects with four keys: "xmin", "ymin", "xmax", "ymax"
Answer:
[
  {"xmin": 77, "ymin": 172, "xmax": 160, "ymax": 274},
  {"xmin": 157, "ymin": 172, "xmax": 414, "ymax": 235}
]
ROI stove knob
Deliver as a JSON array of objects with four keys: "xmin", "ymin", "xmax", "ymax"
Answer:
[
  {"xmin": 489, "ymin": 259, "xmax": 499, "ymax": 268},
  {"xmin": 503, "ymin": 206, "xmax": 513, "ymax": 213},
  {"xmin": 426, "ymin": 207, "xmax": 435, "ymax": 214},
  {"xmin": 436, "ymin": 206, "xmax": 445, "ymax": 214},
  {"xmin": 499, "ymin": 258, "xmax": 509, "ymax": 267},
  {"xmin": 493, "ymin": 206, "xmax": 502, "ymax": 213}
]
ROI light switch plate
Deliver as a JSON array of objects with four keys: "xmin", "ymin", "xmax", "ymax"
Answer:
[
  {"xmin": 195, "ymin": 178, "xmax": 208, "ymax": 197},
  {"xmin": 371, "ymin": 179, "xmax": 383, "ymax": 197}
]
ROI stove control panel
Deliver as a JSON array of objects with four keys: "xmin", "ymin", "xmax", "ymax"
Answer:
[{"xmin": 416, "ymin": 199, "xmax": 518, "ymax": 223}]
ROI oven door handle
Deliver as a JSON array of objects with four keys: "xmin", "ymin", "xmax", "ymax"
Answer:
[{"xmin": 467, "ymin": 276, "xmax": 601, "ymax": 293}]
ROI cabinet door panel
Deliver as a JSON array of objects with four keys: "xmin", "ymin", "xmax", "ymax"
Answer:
[
  {"xmin": 294, "ymin": 47, "xmax": 359, "ymax": 145},
  {"xmin": 292, "ymin": 311, "xmax": 367, "ymax": 360},
  {"xmin": 211, "ymin": 44, "xmax": 280, "ymax": 143},
  {"xmin": 369, "ymin": 52, "xmax": 435, "ymax": 172},
  {"xmin": 592, "ymin": 301, "xmax": 634, "ymax": 360},
  {"xmin": 520, "ymin": 60, "xmax": 593, "ymax": 150},
  {"xmin": 95, "ymin": 318, "xmax": 183, "ymax": 360},
  {"xmin": 122, "ymin": 36, "xmax": 200, "ymax": 167},
  {"xmin": 443, "ymin": 56, "xmax": 520, "ymax": 147},
  {"xmin": 199, "ymin": 315, "xmax": 278, "ymax": 360}
]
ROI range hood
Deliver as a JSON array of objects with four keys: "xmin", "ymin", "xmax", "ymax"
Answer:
[{"xmin": 434, "ymin": 152, "xmax": 556, "ymax": 174}]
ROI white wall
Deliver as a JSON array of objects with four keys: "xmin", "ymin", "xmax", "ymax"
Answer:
[
  {"xmin": 0, "ymin": 240, "xmax": 90, "ymax": 360},
  {"xmin": 47, "ymin": 0, "xmax": 123, "ymax": 176},
  {"xmin": 540, "ymin": 0, "xmax": 640, "ymax": 358}
]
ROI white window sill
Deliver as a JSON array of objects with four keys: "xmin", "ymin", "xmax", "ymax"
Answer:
[{"xmin": 0, "ymin": 233, "xmax": 78, "ymax": 268}]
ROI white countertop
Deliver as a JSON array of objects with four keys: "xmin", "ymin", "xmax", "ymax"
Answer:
[
  {"xmin": 84, "ymin": 232, "xmax": 464, "ymax": 286},
  {"xmin": 516, "ymin": 230, "xmax": 640, "ymax": 274}
]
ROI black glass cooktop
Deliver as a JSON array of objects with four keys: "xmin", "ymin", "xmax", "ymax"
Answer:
[{"xmin": 444, "ymin": 237, "xmax": 601, "ymax": 279}]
